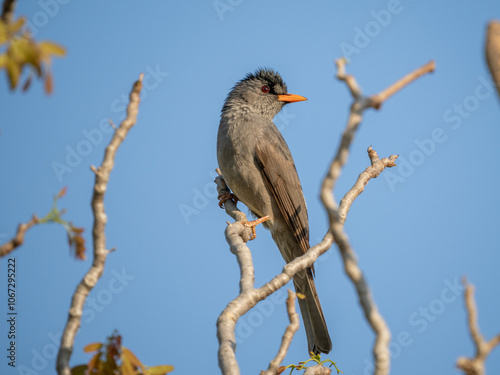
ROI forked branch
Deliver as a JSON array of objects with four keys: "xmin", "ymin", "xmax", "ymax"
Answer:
[
  {"xmin": 320, "ymin": 59, "xmax": 434, "ymax": 375},
  {"xmin": 456, "ymin": 277, "xmax": 500, "ymax": 375},
  {"xmin": 56, "ymin": 74, "xmax": 143, "ymax": 375}
]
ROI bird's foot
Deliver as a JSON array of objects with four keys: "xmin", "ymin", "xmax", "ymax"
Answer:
[
  {"xmin": 218, "ymin": 192, "xmax": 239, "ymax": 209},
  {"xmin": 242, "ymin": 215, "xmax": 270, "ymax": 240}
]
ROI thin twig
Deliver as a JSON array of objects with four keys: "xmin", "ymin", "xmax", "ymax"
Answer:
[
  {"xmin": 456, "ymin": 277, "xmax": 500, "ymax": 375},
  {"xmin": 369, "ymin": 60, "xmax": 435, "ymax": 109},
  {"xmin": 56, "ymin": 74, "xmax": 143, "ymax": 375},
  {"xmin": 0, "ymin": 215, "xmax": 38, "ymax": 257},
  {"xmin": 338, "ymin": 147, "xmax": 398, "ymax": 223},
  {"xmin": 263, "ymin": 290, "xmax": 300, "ymax": 375}
]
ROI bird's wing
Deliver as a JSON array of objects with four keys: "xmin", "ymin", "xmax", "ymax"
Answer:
[{"xmin": 255, "ymin": 140, "xmax": 310, "ymax": 257}]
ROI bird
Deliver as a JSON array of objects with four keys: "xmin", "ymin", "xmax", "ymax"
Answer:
[{"xmin": 217, "ymin": 68, "xmax": 332, "ymax": 354}]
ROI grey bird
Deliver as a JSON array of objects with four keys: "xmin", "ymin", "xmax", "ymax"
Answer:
[{"xmin": 217, "ymin": 68, "xmax": 332, "ymax": 354}]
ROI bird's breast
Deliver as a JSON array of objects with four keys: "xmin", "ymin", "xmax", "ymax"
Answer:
[{"xmin": 217, "ymin": 115, "xmax": 274, "ymax": 222}]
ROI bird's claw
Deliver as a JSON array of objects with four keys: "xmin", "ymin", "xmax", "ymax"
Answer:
[
  {"xmin": 242, "ymin": 215, "xmax": 270, "ymax": 240},
  {"xmin": 218, "ymin": 192, "xmax": 239, "ymax": 209}
]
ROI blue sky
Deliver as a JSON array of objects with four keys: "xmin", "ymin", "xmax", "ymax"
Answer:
[{"xmin": 1, "ymin": 1, "xmax": 500, "ymax": 374}]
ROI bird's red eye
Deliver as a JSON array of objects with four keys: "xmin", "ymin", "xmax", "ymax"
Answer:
[{"xmin": 261, "ymin": 85, "xmax": 270, "ymax": 93}]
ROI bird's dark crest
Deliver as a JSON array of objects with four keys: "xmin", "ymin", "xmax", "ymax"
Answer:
[{"xmin": 242, "ymin": 68, "xmax": 286, "ymax": 88}]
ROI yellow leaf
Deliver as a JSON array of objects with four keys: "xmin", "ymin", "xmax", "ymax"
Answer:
[
  {"xmin": 87, "ymin": 352, "xmax": 101, "ymax": 373},
  {"xmin": 122, "ymin": 347, "xmax": 146, "ymax": 372},
  {"xmin": 10, "ymin": 38, "xmax": 41, "ymax": 71},
  {"xmin": 121, "ymin": 355, "xmax": 136, "ymax": 375},
  {"xmin": 38, "ymin": 41, "xmax": 66, "ymax": 57},
  {"xmin": 6, "ymin": 56, "xmax": 20, "ymax": 89},
  {"xmin": 0, "ymin": 22, "xmax": 7, "ymax": 44},
  {"xmin": 148, "ymin": 365, "xmax": 175, "ymax": 374},
  {"xmin": 83, "ymin": 342, "xmax": 102, "ymax": 353},
  {"xmin": 0, "ymin": 53, "xmax": 7, "ymax": 69}
]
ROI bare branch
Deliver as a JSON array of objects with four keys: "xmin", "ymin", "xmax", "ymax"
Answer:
[
  {"xmin": 456, "ymin": 277, "xmax": 500, "ymax": 375},
  {"xmin": 486, "ymin": 20, "xmax": 500, "ymax": 100},
  {"xmin": 303, "ymin": 365, "xmax": 332, "ymax": 375},
  {"xmin": 263, "ymin": 290, "xmax": 300, "ymax": 375},
  {"xmin": 326, "ymin": 149, "xmax": 394, "ymax": 375},
  {"xmin": 0, "ymin": 215, "xmax": 38, "ymax": 258},
  {"xmin": 216, "ymin": 231, "xmax": 335, "ymax": 375},
  {"xmin": 320, "ymin": 60, "xmax": 433, "ymax": 375},
  {"xmin": 369, "ymin": 60, "xmax": 435, "ymax": 109},
  {"xmin": 338, "ymin": 147, "xmax": 398, "ymax": 223},
  {"xmin": 321, "ymin": 59, "xmax": 434, "ymax": 223},
  {"xmin": 56, "ymin": 74, "xmax": 143, "ymax": 375}
]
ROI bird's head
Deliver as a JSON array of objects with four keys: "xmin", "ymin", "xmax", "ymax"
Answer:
[{"xmin": 222, "ymin": 68, "xmax": 307, "ymax": 120}]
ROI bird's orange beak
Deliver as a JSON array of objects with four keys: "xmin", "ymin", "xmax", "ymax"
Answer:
[{"xmin": 277, "ymin": 93, "xmax": 307, "ymax": 103}]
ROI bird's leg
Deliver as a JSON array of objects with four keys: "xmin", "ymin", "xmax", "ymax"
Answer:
[
  {"xmin": 242, "ymin": 215, "xmax": 270, "ymax": 240},
  {"xmin": 218, "ymin": 192, "xmax": 239, "ymax": 209}
]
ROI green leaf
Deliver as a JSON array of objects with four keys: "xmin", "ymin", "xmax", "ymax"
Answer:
[
  {"xmin": 147, "ymin": 365, "xmax": 175, "ymax": 374},
  {"xmin": 38, "ymin": 41, "xmax": 66, "ymax": 57},
  {"xmin": 83, "ymin": 342, "xmax": 103, "ymax": 353}
]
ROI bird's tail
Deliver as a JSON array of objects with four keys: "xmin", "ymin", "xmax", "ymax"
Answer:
[{"xmin": 294, "ymin": 270, "xmax": 332, "ymax": 354}]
